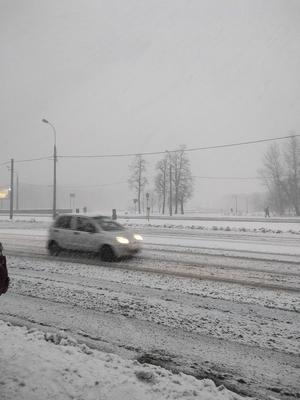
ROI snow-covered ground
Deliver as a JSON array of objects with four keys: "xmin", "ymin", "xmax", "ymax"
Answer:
[
  {"xmin": 0, "ymin": 217, "xmax": 300, "ymax": 399},
  {"xmin": 6, "ymin": 254, "xmax": 300, "ymax": 354},
  {"xmin": 0, "ymin": 321, "xmax": 248, "ymax": 400}
]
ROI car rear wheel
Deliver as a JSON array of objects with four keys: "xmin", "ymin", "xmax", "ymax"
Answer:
[
  {"xmin": 100, "ymin": 245, "xmax": 115, "ymax": 262},
  {"xmin": 48, "ymin": 241, "xmax": 61, "ymax": 256}
]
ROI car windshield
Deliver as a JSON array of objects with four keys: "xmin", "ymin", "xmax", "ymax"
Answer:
[{"xmin": 92, "ymin": 217, "xmax": 125, "ymax": 231}]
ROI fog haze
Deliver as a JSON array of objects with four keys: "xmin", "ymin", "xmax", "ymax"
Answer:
[{"xmin": 1, "ymin": 0, "xmax": 300, "ymax": 212}]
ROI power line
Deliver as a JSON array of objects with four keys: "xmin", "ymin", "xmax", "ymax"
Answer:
[
  {"xmin": 1, "ymin": 134, "xmax": 299, "ymax": 165},
  {"xmin": 14, "ymin": 155, "xmax": 52, "ymax": 164},
  {"xmin": 10, "ymin": 181, "xmax": 128, "ymax": 189},
  {"xmin": 185, "ymin": 134, "xmax": 300, "ymax": 153},
  {"xmin": 0, "ymin": 156, "xmax": 51, "ymax": 168},
  {"xmin": 193, "ymin": 174, "xmax": 296, "ymax": 181},
  {"xmin": 62, "ymin": 181, "xmax": 128, "ymax": 188},
  {"xmin": 57, "ymin": 134, "xmax": 300, "ymax": 159},
  {"xmin": 0, "ymin": 161, "xmax": 11, "ymax": 167},
  {"xmin": 193, "ymin": 175, "xmax": 261, "ymax": 181}
]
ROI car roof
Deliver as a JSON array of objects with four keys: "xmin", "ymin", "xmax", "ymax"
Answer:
[{"xmin": 56, "ymin": 213, "xmax": 107, "ymax": 219}]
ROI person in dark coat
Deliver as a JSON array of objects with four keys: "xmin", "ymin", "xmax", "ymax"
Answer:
[{"xmin": 0, "ymin": 242, "xmax": 9, "ymax": 295}]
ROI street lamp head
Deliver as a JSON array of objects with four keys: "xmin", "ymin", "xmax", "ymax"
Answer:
[{"xmin": 42, "ymin": 118, "xmax": 49, "ymax": 124}]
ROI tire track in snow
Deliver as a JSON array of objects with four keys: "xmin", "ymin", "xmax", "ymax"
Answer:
[{"xmin": 6, "ymin": 249, "xmax": 300, "ymax": 293}]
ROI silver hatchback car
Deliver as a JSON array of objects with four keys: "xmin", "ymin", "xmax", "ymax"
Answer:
[{"xmin": 47, "ymin": 214, "xmax": 143, "ymax": 261}]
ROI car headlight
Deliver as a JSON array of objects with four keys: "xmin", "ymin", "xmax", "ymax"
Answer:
[
  {"xmin": 116, "ymin": 236, "xmax": 129, "ymax": 244},
  {"xmin": 134, "ymin": 234, "xmax": 143, "ymax": 241}
]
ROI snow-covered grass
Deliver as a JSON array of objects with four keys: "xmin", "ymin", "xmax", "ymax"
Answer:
[
  {"xmin": 0, "ymin": 215, "xmax": 52, "ymax": 223},
  {"xmin": 0, "ymin": 321, "xmax": 251, "ymax": 400},
  {"xmin": 120, "ymin": 218, "xmax": 300, "ymax": 235},
  {"xmin": 1, "ymin": 214, "xmax": 300, "ymax": 235}
]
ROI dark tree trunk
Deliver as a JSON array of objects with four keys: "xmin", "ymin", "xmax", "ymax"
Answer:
[
  {"xmin": 180, "ymin": 197, "xmax": 184, "ymax": 214},
  {"xmin": 138, "ymin": 189, "xmax": 141, "ymax": 214},
  {"xmin": 162, "ymin": 173, "xmax": 166, "ymax": 214},
  {"xmin": 175, "ymin": 188, "xmax": 178, "ymax": 214}
]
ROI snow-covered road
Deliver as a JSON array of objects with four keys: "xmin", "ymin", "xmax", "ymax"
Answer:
[{"xmin": 0, "ymin": 222, "xmax": 299, "ymax": 399}]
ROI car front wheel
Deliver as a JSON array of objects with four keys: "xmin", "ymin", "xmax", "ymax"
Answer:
[{"xmin": 100, "ymin": 245, "xmax": 115, "ymax": 262}]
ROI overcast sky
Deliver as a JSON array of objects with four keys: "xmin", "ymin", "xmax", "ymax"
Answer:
[{"xmin": 1, "ymin": 0, "xmax": 300, "ymax": 210}]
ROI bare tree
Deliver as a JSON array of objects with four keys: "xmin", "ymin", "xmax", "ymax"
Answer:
[
  {"xmin": 168, "ymin": 152, "xmax": 172, "ymax": 216},
  {"xmin": 171, "ymin": 146, "xmax": 193, "ymax": 214},
  {"xmin": 172, "ymin": 147, "xmax": 186, "ymax": 214},
  {"xmin": 154, "ymin": 156, "xmax": 168, "ymax": 214},
  {"xmin": 149, "ymin": 190, "xmax": 156, "ymax": 213},
  {"xmin": 178, "ymin": 158, "xmax": 194, "ymax": 214},
  {"xmin": 259, "ymin": 143, "xmax": 286, "ymax": 215},
  {"xmin": 259, "ymin": 137, "xmax": 300, "ymax": 215},
  {"xmin": 284, "ymin": 136, "xmax": 300, "ymax": 215},
  {"xmin": 128, "ymin": 155, "xmax": 147, "ymax": 214},
  {"xmin": 154, "ymin": 147, "xmax": 194, "ymax": 215}
]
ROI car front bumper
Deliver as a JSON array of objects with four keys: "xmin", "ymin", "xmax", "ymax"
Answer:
[{"xmin": 114, "ymin": 243, "xmax": 142, "ymax": 257}]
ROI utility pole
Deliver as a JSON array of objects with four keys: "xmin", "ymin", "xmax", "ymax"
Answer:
[{"xmin": 9, "ymin": 158, "xmax": 14, "ymax": 219}]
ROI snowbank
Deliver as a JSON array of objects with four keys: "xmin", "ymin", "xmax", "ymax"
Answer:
[
  {"xmin": 120, "ymin": 219, "xmax": 300, "ymax": 235},
  {"xmin": 0, "ymin": 321, "xmax": 252, "ymax": 400},
  {"xmin": 1, "ymin": 215, "xmax": 300, "ymax": 235}
]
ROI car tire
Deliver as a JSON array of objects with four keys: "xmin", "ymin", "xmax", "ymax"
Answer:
[
  {"xmin": 48, "ymin": 241, "xmax": 61, "ymax": 256},
  {"xmin": 100, "ymin": 245, "xmax": 115, "ymax": 262}
]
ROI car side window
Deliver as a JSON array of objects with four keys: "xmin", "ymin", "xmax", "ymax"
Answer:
[
  {"xmin": 85, "ymin": 222, "xmax": 96, "ymax": 233},
  {"xmin": 55, "ymin": 216, "xmax": 72, "ymax": 229},
  {"xmin": 76, "ymin": 218, "xmax": 96, "ymax": 233}
]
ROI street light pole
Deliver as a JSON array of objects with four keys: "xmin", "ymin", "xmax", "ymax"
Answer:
[
  {"xmin": 42, "ymin": 119, "xmax": 57, "ymax": 219},
  {"xmin": 9, "ymin": 159, "xmax": 14, "ymax": 219}
]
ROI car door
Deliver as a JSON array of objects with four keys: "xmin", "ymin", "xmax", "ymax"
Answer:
[
  {"xmin": 72, "ymin": 217, "xmax": 99, "ymax": 252},
  {"xmin": 52, "ymin": 215, "xmax": 74, "ymax": 249}
]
